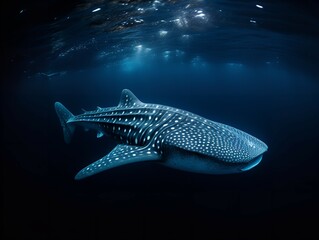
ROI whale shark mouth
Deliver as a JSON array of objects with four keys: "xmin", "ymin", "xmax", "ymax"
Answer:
[{"xmin": 240, "ymin": 155, "xmax": 263, "ymax": 171}]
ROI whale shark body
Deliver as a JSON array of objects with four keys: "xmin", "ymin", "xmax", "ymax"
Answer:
[{"xmin": 55, "ymin": 89, "xmax": 268, "ymax": 180}]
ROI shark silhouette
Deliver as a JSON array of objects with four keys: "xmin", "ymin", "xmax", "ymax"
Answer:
[{"xmin": 55, "ymin": 89, "xmax": 268, "ymax": 180}]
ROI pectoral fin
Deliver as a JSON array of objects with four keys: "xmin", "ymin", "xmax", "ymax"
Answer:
[{"xmin": 75, "ymin": 144, "xmax": 161, "ymax": 180}]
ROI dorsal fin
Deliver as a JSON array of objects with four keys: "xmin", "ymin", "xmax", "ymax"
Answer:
[{"xmin": 118, "ymin": 89, "xmax": 143, "ymax": 107}]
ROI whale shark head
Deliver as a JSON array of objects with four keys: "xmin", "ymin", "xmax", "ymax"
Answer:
[
  {"xmin": 241, "ymin": 134, "xmax": 268, "ymax": 171},
  {"xmin": 212, "ymin": 128, "xmax": 268, "ymax": 173},
  {"xmin": 164, "ymin": 131, "xmax": 267, "ymax": 175},
  {"xmin": 164, "ymin": 118, "xmax": 268, "ymax": 174},
  {"xmin": 212, "ymin": 124, "xmax": 268, "ymax": 173}
]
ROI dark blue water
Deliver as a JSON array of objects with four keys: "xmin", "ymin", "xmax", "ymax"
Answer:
[{"xmin": 2, "ymin": 0, "xmax": 319, "ymax": 239}]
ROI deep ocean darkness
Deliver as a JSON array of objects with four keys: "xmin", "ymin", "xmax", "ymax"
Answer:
[{"xmin": 2, "ymin": 1, "xmax": 319, "ymax": 239}]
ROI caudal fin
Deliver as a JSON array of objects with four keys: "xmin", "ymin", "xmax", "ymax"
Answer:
[{"xmin": 55, "ymin": 102, "xmax": 75, "ymax": 144}]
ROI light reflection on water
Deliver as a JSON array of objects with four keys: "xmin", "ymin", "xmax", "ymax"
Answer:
[{"xmin": 19, "ymin": 0, "xmax": 317, "ymax": 77}]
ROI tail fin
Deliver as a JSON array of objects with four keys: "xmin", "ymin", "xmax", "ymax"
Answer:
[{"xmin": 55, "ymin": 102, "xmax": 75, "ymax": 144}]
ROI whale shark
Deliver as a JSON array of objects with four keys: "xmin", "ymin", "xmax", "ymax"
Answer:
[{"xmin": 55, "ymin": 89, "xmax": 268, "ymax": 180}]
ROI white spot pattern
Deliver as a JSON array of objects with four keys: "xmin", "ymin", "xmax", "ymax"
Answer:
[
  {"xmin": 69, "ymin": 89, "xmax": 267, "ymax": 179},
  {"xmin": 75, "ymin": 144, "xmax": 160, "ymax": 180}
]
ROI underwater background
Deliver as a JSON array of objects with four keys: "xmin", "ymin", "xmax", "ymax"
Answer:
[{"xmin": 2, "ymin": 0, "xmax": 319, "ymax": 239}]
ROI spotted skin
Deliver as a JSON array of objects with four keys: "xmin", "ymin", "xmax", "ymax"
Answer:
[{"xmin": 55, "ymin": 89, "xmax": 268, "ymax": 180}]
